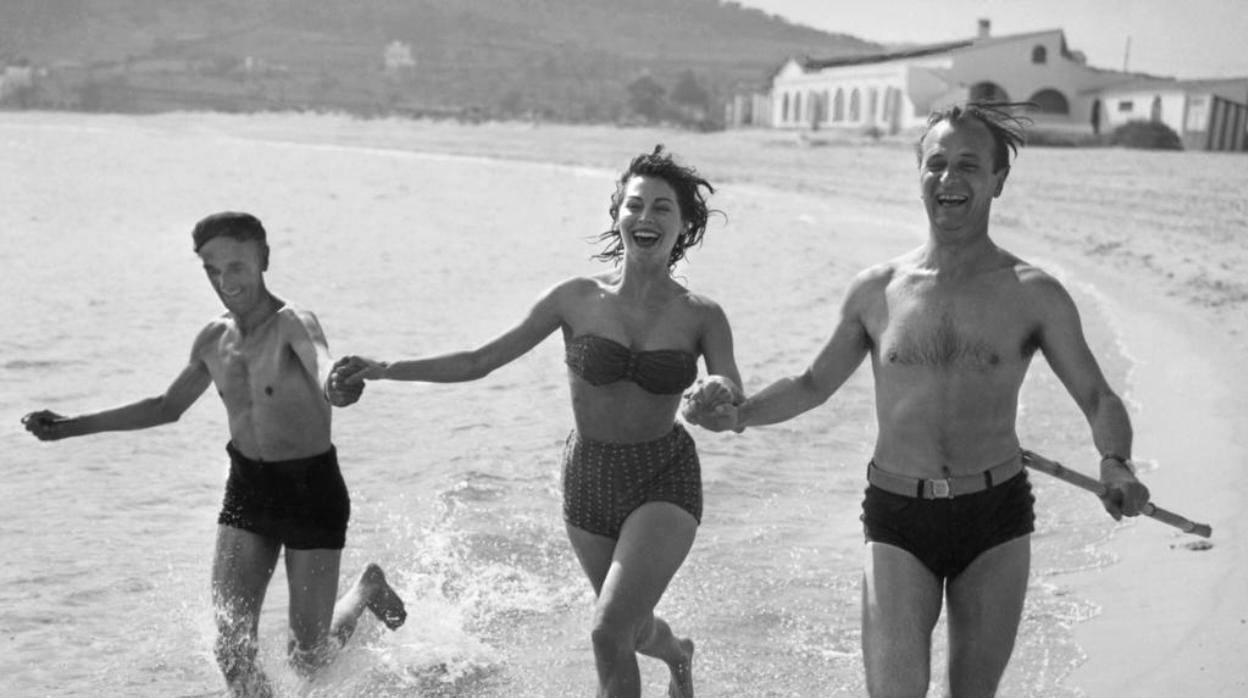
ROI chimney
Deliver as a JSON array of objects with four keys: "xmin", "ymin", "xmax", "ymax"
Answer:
[{"xmin": 977, "ymin": 19, "xmax": 991, "ymax": 39}]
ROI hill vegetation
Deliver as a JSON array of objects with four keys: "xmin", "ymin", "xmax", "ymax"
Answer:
[{"xmin": 0, "ymin": 0, "xmax": 882, "ymax": 127}]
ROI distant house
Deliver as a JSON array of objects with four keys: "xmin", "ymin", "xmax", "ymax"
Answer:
[
  {"xmin": 739, "ymin": 19, "xmax": 1248, "ymax": 152},
  {"xmin": 383, "ymin": 41, "xmax": 416, "ymax": 76},
  {"xmin": 0, "ymin": 60, "xmax": 35, "ymax": 105},
  {"xmin": 1094, "ymin": 77, "xmax": 1248, "ymax": 151}
]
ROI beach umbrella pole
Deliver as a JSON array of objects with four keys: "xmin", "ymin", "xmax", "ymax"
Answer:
[{"xmin": 1021, "ymin": 450, "xmax": 1212, "ymax": 538}]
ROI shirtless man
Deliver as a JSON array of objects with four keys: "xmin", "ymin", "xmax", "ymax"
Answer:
[
  {"xmin": 22, "ymin": 212, "xmax": 406, "ymax": 697},
  {"xmin": 686, "ymin": 104, "xmax": 1151, "ymax": 697}
]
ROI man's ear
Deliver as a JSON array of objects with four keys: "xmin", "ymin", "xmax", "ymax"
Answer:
[{"xmin": 993, "ymin": 166, "xmax": 1010, "ymax": 198}]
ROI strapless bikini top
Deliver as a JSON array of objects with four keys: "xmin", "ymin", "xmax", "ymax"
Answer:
[{"xmin": 565, "ymin": 334, "xmax": 698, "ymax": 395}]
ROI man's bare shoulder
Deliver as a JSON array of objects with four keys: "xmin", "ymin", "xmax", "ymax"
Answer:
[
  {"xmin": 1004, "ymin": 259, "xmax": 1081, "ymax": 324},
  {"xmin": 192, "ymin": 314, "xmax": 231, "ymax": 353},
  {"xmin": 275, "ymin": 303, "xmax": 319, "ymax": 327},
  {"xmin": 273, "ymin": 303, "xmax": 329, "ymax": 346},
  {"xmin": 847, "ymin": 259, "xmax": 901, "ymax": 300},
  {"xmin": 1011, "ymin": 259, "xmax": 1070, "ymax": 296}
]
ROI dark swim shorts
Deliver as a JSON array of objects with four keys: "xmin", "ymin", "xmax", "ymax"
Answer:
[
  {"xmin": 861, "ymin": 470, "xmax": 1035, "ymax": 579},
  {"xmin": 562, "ymin": 423, "xmax": 702, "ymax": 538},
  {"xmin": 217, "ymin": 442, "xmax": 351, "ymax": 550}
]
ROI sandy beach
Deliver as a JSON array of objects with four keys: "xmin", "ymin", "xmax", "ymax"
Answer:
[{"xmin": 5, "ymin": 110, "xmax": 1245, "ymax": 696}]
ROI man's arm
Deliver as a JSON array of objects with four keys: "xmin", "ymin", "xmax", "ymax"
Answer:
[
  {"xmin": 694, "ymin": 270, "xmax": 877, "ymax": 432},
  {"xmin": 23, "ymin": 328, "xmax": 215, "ymax": 440},
  {"xmin": 282, "ymin": 308, "xmax": 361, "ymax": 407},
  {"xmin": 1029, "ymin": 268, "xmax": 1149, "ymax": 518}
]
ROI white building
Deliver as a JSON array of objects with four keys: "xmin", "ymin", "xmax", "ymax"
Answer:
[
  {"xmin": 1094, "ymin": 77, "xmax": 1248, "ymax": 151},
  {"xmin": 743, "ymin": 19, "xmax": 1248, "ymax": 151},
  {"xmin": 383, "ymin": 40, "xmax": 416, "ymax": 76}
]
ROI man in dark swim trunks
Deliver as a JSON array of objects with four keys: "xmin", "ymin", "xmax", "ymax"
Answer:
[
  {"xmin": 22, "ymin": 212, "xmax": 407, "ymax": 697},
  {"xmin": 686, "ymin": 103, "xmax": 1152, "ymax": 697}
]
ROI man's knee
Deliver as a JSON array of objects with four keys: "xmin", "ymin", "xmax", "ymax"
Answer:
[{"xmin": 863, "ymin": 632, "xmax": 931, "ymax": 698}]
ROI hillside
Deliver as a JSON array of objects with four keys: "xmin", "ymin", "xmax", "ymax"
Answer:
[{"xmin": 0, "ymin": 0, "xmax": 881, "ymax": 125}]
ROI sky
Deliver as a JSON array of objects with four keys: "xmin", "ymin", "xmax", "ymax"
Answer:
[{"xmin": 736, "ymin": 0, "xmax": 1248, "ymax": 80}]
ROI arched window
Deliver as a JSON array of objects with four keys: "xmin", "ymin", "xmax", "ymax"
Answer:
[
  {"xmin": 849, "ymin": 88, "xmax": 861, "ymax": 121},
  {"xmin": 793, "ymin": 92, "xmax": 802, "ymax": 124},
  {"xmin": 1028, "ymin": 88, "xmax": 1069, "ymax": 114},
  {"xmin": 1150, "ymin": 96, "xmax": 1163, "ymax": 122},
  {"xmin": 782, "ymin": 93, "xmax": 790, "ymax": 122},
  {"xmin": 969, "ymin": 81, "xmax": 1009, "ymax": 102},
  {"xmin": 1031, "ymin": 45, "xmax": 1047, "ymax": 64},
  {"xmin": 833, "ymin": 88, "xmax": 844, "ymax": 122},
  {"xmin": 867, "ymin": 87, "xmax": 879, "ymax": 123}
]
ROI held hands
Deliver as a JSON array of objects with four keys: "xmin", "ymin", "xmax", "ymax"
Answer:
[
  {"xmin": 1098, "ymin": 459, "xmax": 1152, "ymax": 521},
  {"xmin": 21, "ymin": 410, "xmax": 73, "ymax": 441},
  {"xmin": 326, "ymin": 356, "xmax": 371, "ymax": 407},
  {"xmin": 331, "ymin": 355, "xmax": 388, "ymax": 384},
  {"xmin": 681, "ymin": 375, "xmax": 745, "ymax": 433}
]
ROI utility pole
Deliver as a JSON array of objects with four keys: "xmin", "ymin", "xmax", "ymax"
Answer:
[{"xmin": 1122, "ymin": 36, "xmax": 1131, "ymax": 72}]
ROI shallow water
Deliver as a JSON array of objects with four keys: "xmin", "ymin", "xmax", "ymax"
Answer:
[{"xmin": 2, "ymin": 113, "xmax": 1138, "ymax": 696}]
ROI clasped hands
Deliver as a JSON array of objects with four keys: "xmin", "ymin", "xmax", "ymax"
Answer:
[
  {"xmin": 325, "ymin": 355, "xmax": 386, "ymax": 407},
  {"xmin": 681, "ymin": 375, "xmax": 745, "ymax": 433}
]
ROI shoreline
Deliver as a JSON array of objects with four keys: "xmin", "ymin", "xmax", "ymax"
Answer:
[{"xmin": 1051, "ymin": 251, "xmax": 1248, "ymax": 696}]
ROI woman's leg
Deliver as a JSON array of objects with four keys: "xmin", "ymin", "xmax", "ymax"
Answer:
[{"xmin": 567, "ymin": 501, "xmax": 698, "ymax": 698}]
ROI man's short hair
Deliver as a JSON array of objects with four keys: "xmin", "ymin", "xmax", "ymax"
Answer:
[
  {"xmin": 917, "ymin": 102, "xmax": 1033, "ymax": 172},
  {"xmin": 192, "ymin": 211, "xmax": 270, "ymax": 269}
]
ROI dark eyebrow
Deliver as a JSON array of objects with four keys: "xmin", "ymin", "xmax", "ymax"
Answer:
[{"xmin": 625, "ymin": 194, "xmax": 676, "ymax": 204}]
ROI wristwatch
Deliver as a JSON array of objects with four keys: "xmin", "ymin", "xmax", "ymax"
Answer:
[{"xmin": 1100, "ymin": 453, "xmax": 1135, "ymax": 474}]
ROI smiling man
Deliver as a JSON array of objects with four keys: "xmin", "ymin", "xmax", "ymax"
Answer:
[
  {"xmin": 684, "ymin": 103, "xmax": 1151, "ymax": 697},
  {"xmin": 23, "ymin": 211, "xmax": 406, "ymax": 697}
]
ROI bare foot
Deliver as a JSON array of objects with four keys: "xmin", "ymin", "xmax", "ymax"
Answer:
[
  {"xmin": 667, "ymin": 638, "xmax": 694, "ymax": 698},
  {"xmin": 361, "ymin": 563, "xmax": 407, "ymax": 630}
]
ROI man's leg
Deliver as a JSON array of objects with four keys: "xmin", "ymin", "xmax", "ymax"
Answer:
[
  {"xmin": 212, "ymin": 525, "xmax": 281, "ymax": 698},
  {"xmin": 944, "ymin": 536, "xmax": 1030, "ymax": 698},
  {"xmin": 861, "ymin": 542, "xmax": 945, "ymax": 698},
  {"xmin": 284, "ymin": 550, "xmax": 407, "ymax": 675},
  {"xmin": 566, "ymin": 502, "xmax": 698, "ymax": 698}
]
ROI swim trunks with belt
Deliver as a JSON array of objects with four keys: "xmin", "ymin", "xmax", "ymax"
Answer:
[
  {"xmin": 861, "ymin": 453, "xmax": 1035, "ymax": 579},
  {"xmin": 218, "ymin": 442, "xmax": 351, "ymax": 550}
]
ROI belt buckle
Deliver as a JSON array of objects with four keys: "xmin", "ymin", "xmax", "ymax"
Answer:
[{"xmin": 929, "ymin": 478, "xmax": 952, "ymax": 499}]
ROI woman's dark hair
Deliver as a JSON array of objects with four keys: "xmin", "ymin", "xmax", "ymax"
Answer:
[
  {"xmin": 595, "ymin": 145, "xmax": 719, "ymax": 269},
  {"xmin": 916, "ymin": 101, "xmax": 1033, "ymax": 173}
]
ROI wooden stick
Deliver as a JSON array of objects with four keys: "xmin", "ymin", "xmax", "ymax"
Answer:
[{"xmin": 1021, "ymin": 450, "xmax": 1212, "ymax": 538}]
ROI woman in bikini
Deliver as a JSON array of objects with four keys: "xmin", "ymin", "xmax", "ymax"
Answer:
[{"xmin": 333, "ymin": 146, "xmax": 742, "ymax": 697}]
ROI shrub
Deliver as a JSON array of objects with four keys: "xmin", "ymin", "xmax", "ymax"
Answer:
[
  {"xmin": 1110, "ymin": 120, "xmax": 1183, "ymax": 150},
  {"xmin": 1026, "ymin": 128, "xmax": 1107, "ymax": 148}
]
